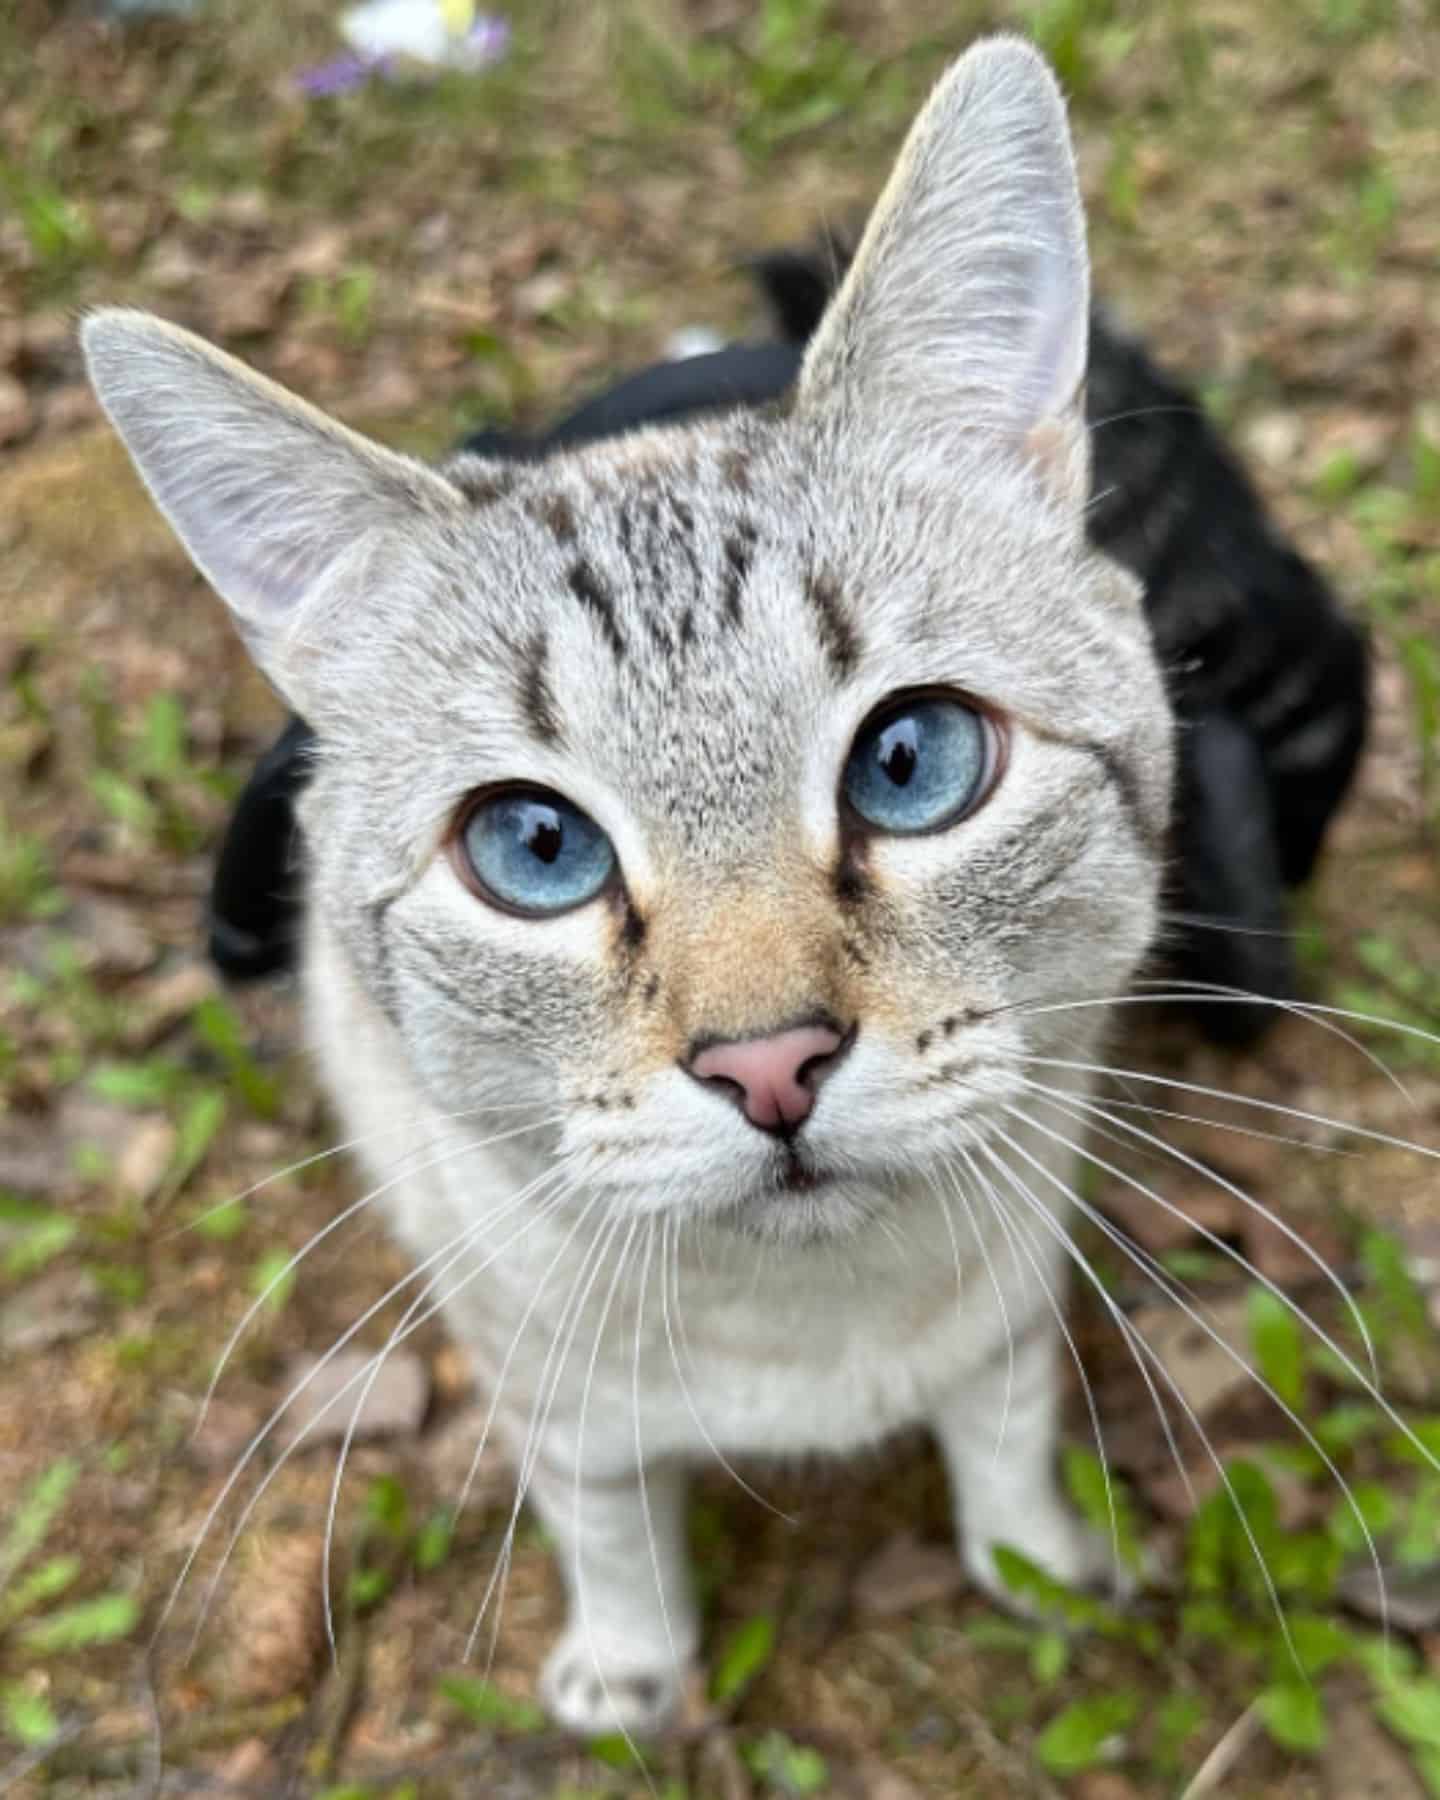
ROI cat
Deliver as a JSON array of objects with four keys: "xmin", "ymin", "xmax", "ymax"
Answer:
[
  {"xmin": 204, "ymin": 245, "xmax": 1368, "ymax": 1047},
  {"xmin": 83, "ymin": 36, "xmax": 1330, "ymax": 1737}
]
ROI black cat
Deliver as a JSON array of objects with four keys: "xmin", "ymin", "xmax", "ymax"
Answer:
[{"xmin": 207, "ymin": 248, "xmax": 1368, "ymax": 1044}]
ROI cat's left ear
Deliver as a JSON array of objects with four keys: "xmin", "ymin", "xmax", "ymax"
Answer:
[
  {"xmin": 82, "ymin": 309, "xmax": 465, "ymax": 707},
  {"xmin": 796, "ymin": 37, "xmax": 1090, "ymax": 510}
]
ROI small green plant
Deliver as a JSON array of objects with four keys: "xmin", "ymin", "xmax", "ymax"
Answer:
[
  {"xmin": 249, "ymin": 1245, "xmax": 298, "ymax": 1314},
  {"xmin": 1324, "ymin": 157, "xmax": 1399, "ymax": 281},
  {"xmin": 0, "ymin": 819, "xmax": 63, "ymax": 925},
  {"xmin": 0, "ymin": 162, "xmax": 99, "ymax": 279},
  {"xmin": 680, "ymin": 0, "xmax": 892, "ymax": 159},
  {"xmin": 710, "ymin": 1611, "xmax": 777, "ymax": 1705},
  {"xmin": 0, "ymin": 1459, "xmax": 139, "ymax": 1723},
  {"xmin": 83, "ymin": 688, "xmax": 233, "ymax": 856},
  {"xmin": 1035, "ymin": 1690, "xmax": 1140, "ymax": 1777},
  {"xmin": 743, "ymin": 1729, "xmax": 829, "ymax": 1794},
  {"xmin": 1, "ymin": 1682, "xmax": 60, "ymax": 1751},
  {"xmin": 1317, "ymin": 439, "xmax": 1440, "ymax": 830},
  {"xmin": 9, "ymin": 937, "xmax": 129, "ymax": 1053},
  {"xmin": 85, "ymin": 1048, "xmax": 232, "ymax": 1208},
  {"xmin": 0, "ymin": 1196, "xmax": 80, "ymax": 1279},
  {"xmin": 974, "ymin": 1222, "xmax": 1440, "ymax": 1787},
  {"xmin": 437, "ymin": 1672, "xmax": 546, "ymax": 1733},
  {"xmin": 1334, "ymin": 934, "xmax": 1440, "ymax": 1073},
  {"xmin": 1023, "ymin": 0, "xmax": 1136, "ymax": 102},
  {"xmin": 304, "ymin": 266, "xmax": 379, "ymax": 347}
]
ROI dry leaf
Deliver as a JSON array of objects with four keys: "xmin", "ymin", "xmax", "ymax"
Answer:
[
  {"xmin": 115, "ymin": 1115, "xmax": 177, "ymax": 1200},
  {"xmin": 1097, "ymin": 1176, "xmax": 1237, "ymax": 1260},
  {"xmin": 420, "ymin": 1402, "xmax": 513, "ymax": 1509},
  {"xmin": 187, "ymin": 1398, "xmax": 265, "ymax": 1472},
  {"xmin": 216, "ymin": 1532, "xmax": 326, "ymax": 1703},
  {"xmin": 1072, "ymin": 1775, "xmax": 1146, "ymax": 1800},
  {"xmin": 858, "ymin": 1762, "xmax": 925, "ymax": 1800},
  {"xmin": 1338, "ymin": 1560, "xmax": 1440, "ymax": 1634},
  {"xmin": 851, "ymin": 1533, "xmax": 965, "ymax": 1617},
  {"xmin": 1128, "ymin": 1297, "xmax": 1253, "ymax": 1419},
  {"xmin": 282, "ymin": 1348, "xmax": 431, "ymax": 1449},
  {"xmin": 0, "ymin": 1268, "xmax": 101, "ymax": 1354}
]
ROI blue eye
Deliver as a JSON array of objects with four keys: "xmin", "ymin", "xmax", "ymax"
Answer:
[
  {"xmin": 842, "ymin": 695, "xmax": 996, "ymax": 834},
  {"xmin": 459, "ymin": 788, "xmax": 617, "ymax": 916}
]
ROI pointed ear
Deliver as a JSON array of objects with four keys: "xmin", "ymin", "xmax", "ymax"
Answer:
[
  {"xmin": 797, "ymin": 37, "xmax": 1090, "ymax": 508},
  {"xmin": 81, "ymin": 309, "xmax": 465, "ymax": 704}
]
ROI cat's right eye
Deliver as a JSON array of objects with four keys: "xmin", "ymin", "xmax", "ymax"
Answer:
[{"xmin": 453, "ymin": 787, "xmax": 617, "ymax": 917}]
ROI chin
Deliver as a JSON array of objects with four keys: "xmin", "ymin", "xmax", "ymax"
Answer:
[{"xmin": 715, "ymin": 1153, "xmax": 897, "ymax": 1246}]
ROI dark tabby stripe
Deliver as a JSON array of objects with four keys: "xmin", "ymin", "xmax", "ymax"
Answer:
[
  {"xmin": 210, "ymin": 244, "xmax": 1367, "ymax": 1050},
  {"xmin": 803, "ymin": 569, "xmax": 861, "ymax": 681},
  {"xmin": 518, "ymin": 632, "xmax": 563, "ymax": 745},
  {"xmin": 566, "ymin": 560, "xmax": 627, "ymax": 662}
]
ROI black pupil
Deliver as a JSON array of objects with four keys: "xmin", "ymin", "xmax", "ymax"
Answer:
[
  {"xmin": 877, "ymin": 718, "xmax": 919, "ymax": 788},
  {"xmin": 521, "ymin": 806, "xmax": 564, "ymax": 865}
]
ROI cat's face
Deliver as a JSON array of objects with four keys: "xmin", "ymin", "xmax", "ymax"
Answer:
[
  {"xmin": 82, "ymin": 37, "xmax": 1174, "ymax": 1240},
  {"xmin": 292, "ymin": 417, "xmax": 1171, "ymax": 1238}
]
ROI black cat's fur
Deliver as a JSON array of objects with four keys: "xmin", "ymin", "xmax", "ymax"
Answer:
[{"xmin": 207, "ymin": 250, "xmax": 1369, "ymax": 1043}]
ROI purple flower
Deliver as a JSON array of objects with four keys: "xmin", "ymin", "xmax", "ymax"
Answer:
[
  {"xmin": 294, "ymin": 52, "xmax": 391, "ymax": 96},
  {"xmin": 459, "ymin": 14, "xmax": 510, "ymax": 68}
]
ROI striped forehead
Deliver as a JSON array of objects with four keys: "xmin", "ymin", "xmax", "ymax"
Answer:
[{"xmin": 447, "ymin": 429, "xmax": 867, "ymax": 841}]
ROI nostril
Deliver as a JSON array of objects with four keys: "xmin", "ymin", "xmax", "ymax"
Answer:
[
  {"xmin": 700, "ymin": 1071, "xmax": 746, "ymax": 1108},
  {"xmin": 795, "ymin": 1023, "xmax": 857, "ymax": 1093}
]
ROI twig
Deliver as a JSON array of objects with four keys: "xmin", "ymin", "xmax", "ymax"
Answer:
[
  {"xmin": 1178, "ymin": 1701, "xmax": 1262, "ymax": 1799},
  {"xmin": 413, "ymin": 288, "xmax": 499, "ymax": 327}
]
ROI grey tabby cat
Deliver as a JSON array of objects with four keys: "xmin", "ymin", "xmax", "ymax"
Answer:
[{"xmin": 86, "ymin": 39, "xmax": 1176, "ymax": 1734}]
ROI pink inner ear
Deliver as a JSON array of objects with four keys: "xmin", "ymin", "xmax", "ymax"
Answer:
[
  {"xmin": 1023, "ymin": 410, "xmax": 1089, "ymax": 511},
  {"xmin": 691, "ymin": 1025, "xmax": 843, "ymax": 1130}
]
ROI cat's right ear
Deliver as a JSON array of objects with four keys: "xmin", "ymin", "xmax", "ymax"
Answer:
[
  {"xmin": 81, "ymin": 309, "xmax": 466, "ymax": 708},
  {"xmin": 796, "ymin": 37, "xmax": 1090, "ymax": 510}
]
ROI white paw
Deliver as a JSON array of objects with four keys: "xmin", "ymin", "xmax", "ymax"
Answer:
[
  {"xmin": 540, "ymin": 1628, "xmax": 687, "ymax": 1738},
  {"xmin": 965, "ymin": 1503, "xmax": 1134, "ymax": 1616}
]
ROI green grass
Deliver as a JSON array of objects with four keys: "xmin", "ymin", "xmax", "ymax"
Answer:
[{"xmin": 0, "ymin": 820, "xmax": 63, "ymax": 925}]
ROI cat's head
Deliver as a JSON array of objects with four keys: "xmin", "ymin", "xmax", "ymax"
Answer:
[{"xmin": 84, "ymin": 38, "xmax": 1173, "ymax": 1241}]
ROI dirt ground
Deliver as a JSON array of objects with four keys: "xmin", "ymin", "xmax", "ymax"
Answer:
[{"xmin": 2, "ymin": 1, "xmax": 1439, "ymax": 1795}]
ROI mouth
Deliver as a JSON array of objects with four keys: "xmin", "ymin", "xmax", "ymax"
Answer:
[{"xmin": 772, "ymin": 1147, "xmax": 835, "ymax": 1197}]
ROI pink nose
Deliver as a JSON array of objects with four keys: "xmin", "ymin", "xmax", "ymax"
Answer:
[{"xmin": 689, "ymin": 1024, "xmax": 847, "ymax": 1133}]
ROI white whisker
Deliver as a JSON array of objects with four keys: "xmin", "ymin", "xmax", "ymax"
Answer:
[
  {"xmin": 925, "ymin": 1168, "xmax": 1015, "ymax": 1461},
  {"xmin": 177, "ymin": 1156, "xmax": 572, "ymax": 1651},
  {"xmin": 977, "ymin": 1138, "xmax": 1193, "ymax": 1514},
  {"xmin": 572, "ymin": 1214, "xmax": 653, "ymax": 1774},
  {"xmin": 958, "ymin": 1145, "xmax": 1123, "ymax": 1566},
  {"xmin": 993, "ymin": 1101, "xmax": 1395, "ymax": 1655},
  {"xmin": 467, "ymin": 1193, "xmax": 622, "ymax": 1663},
  {"xmin": 318, "ymin": 1158, "xmax": 571, "ymax": 1650},
  {"xmin": 1017, "ymin": 1076, "xmax": 1377, "ymax": 1380},
  {"xmin": 979, "ymin": 1126, "xmax": 1308, "ymax": 1663},
  {"xmin": 660, "ymin": 1212, "xmax": 794, "ymax": 1524},
  {"xmin": 171, "ymin": 1098, "xmax": 551, "ymax": 1241},
  {"xmin": 194, "ymin": 1114, "xmax": 561, "ymax": 1431},
  {"xmin": 1020, "ymin": 1053, "xmax": 1440, "ymax": 1164},
  {"xmin": 633, "ymin": 1219, "xmax": 680, "ymax": 1673}
]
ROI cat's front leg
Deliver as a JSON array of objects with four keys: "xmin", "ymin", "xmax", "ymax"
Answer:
[
  {"xmin": 932, "ymin": 1308, "xmax": 1123, "ymax": 1607},
  {"xmin": 525, "ymin": 1451, "xmax": 698, "ymax": 1737}
]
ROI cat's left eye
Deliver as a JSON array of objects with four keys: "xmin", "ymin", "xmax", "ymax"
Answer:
[
  {"xmin": 842, "ymin": 692, "xmax": 1001, "ymax": 835},
  {"xmin": 454, "ymin": 787, "xmax": 617, "ymax": 917}
]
